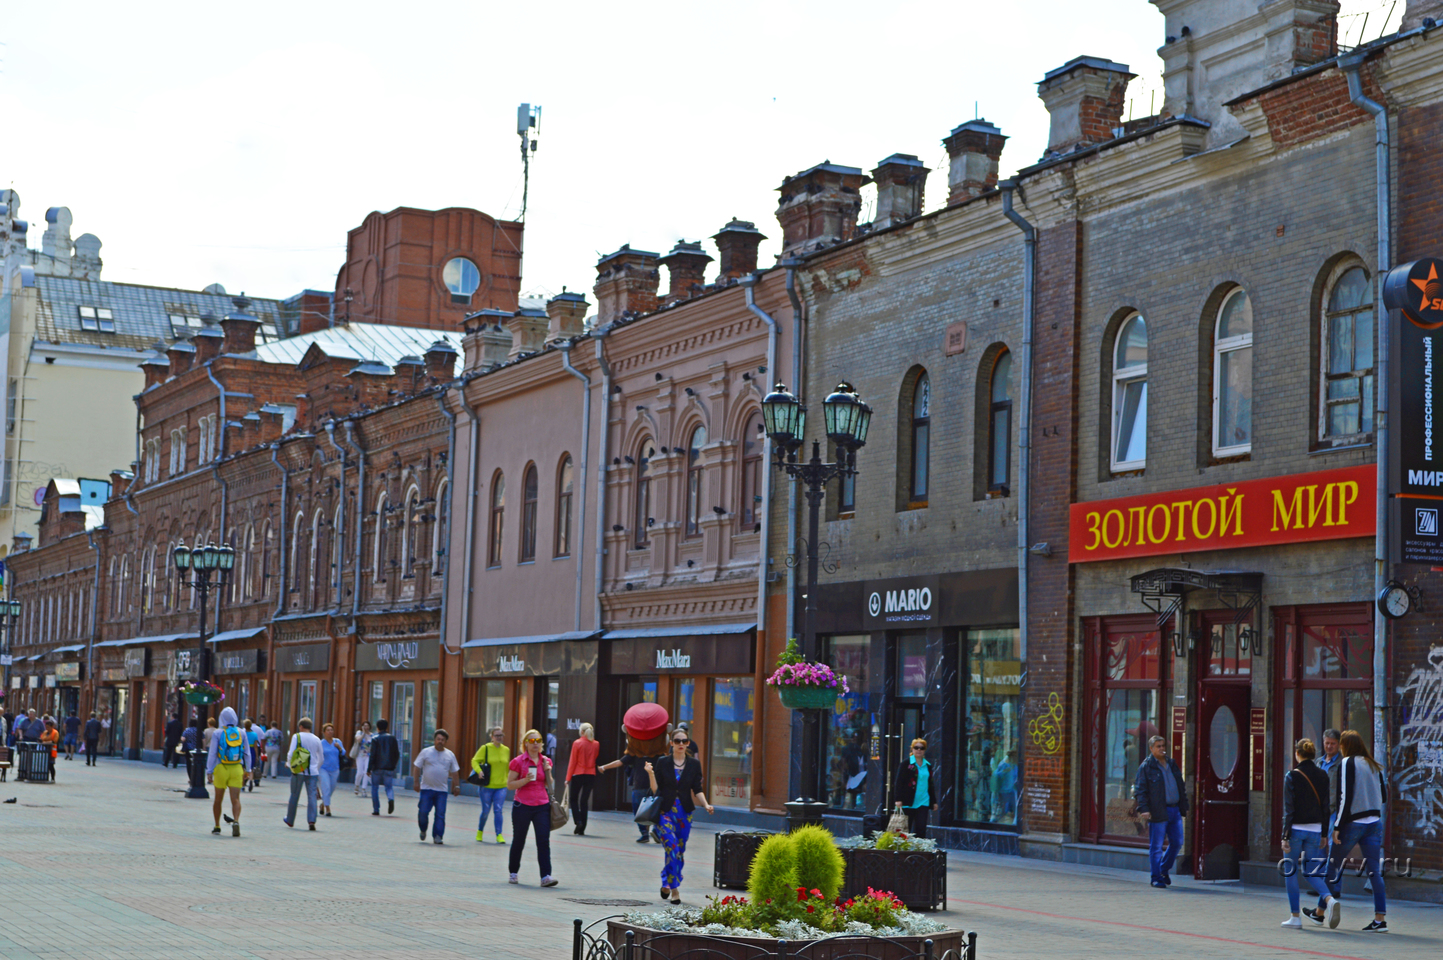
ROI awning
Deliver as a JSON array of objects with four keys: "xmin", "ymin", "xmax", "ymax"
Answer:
[
  {"xmin": 93, "ymin": 632, "xmax": 191, "ymax": 648},
  {"xmin": 24, "ymin": 654, "xmax": 41, "ymax": 661},
  {"xmin": 461, "ymin": 630, "xmax": 598, "ymax": 649},
  {"xmin": 601, "ymin": 622, "xmax": 756, "ymax": 640},
  {"xmin": 51, "ymin": 645, "xmax": 85, "ymax": 654},
  {"xmin": 206, "ymin": 626, "xmax": 267, "ymax": 645}
]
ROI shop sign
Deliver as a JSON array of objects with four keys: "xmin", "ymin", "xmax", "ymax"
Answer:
[
  {"xmin": 165, "ymin": 648, "xmax": 203, "ymax": 682},
  {"xmin": 100, "ymin": 667, "xmax": 127, "ymax": 683},
  {"xmin": 214, "ymin": 649, "xmax": 262, "ymax": 676},
  {"xmin": 862, "ymin": 575, "xmax": 939, "ymax": 628},
  {"xmin": 8, "ymin": 676, "xmax": 18, "ymax": 689},
  {"xmin": 124, "ymin": 648, "xmax": 149, "ymax": 678},
  {"xmin": 44, "ymin": 675, "xmax": 55, "ymax": 688},
  {"xmin": 712, "ymin": 775, "xmax": 750, "ymax": 802},
  {"xmin": 355, "ymin": 637, "xmax": 439, "ymax": 672},
  {"xmin": 609, "ymin": 635, "xmax": 754, "ymax": 675},
  {"xmin": 277, "ymin": 642, "xmax": 330, "ymax": 673},
  {"xmin": 53, "ymin": 663, "xmax": 81, "ymax": 682},
  {"xmin": 463, "ymin": 642, "xmax": 563, "ymax": 678},
  {"xmin": 1171, "ymin": 706, "xmax": 1186, "ymax": 769},
  {"xmin": 27, "ymin": 676, "xmax": 39, "ymax": 689},
  {"xmin": 0, "ymin": 655, "xmax": 11, "ymax": 666},
  {"xmin": 969, "ymin": 660, "xmax": 1021, "ymax": 695},
  {"xmin": 1250, "ymin": 708, "xmax": 1266, "ymax": 792},
  {"xmin": 1068, "ymin": 465, "xmax": 1375, "ymax": 563}
]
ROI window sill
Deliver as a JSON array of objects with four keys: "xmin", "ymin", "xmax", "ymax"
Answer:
[
  {"xmin": 902, "ymin": 501, "xmax": 929, "ymax": 512},
  {"xmin": 1309, "ymin": 439, "xmax": 1374, "ymax": 456},
  {"xmin": 553, "ymin": 553, "xmax": 571, "ymax": 561},
  {"xmin": 517, "ymin": 560, "xmax": 535, "ymax": 566},
  {"xmin": 1107, "ymin": 467, "xmax": 1144, "ymax": 480},
  {"xmin": 985, "ymin": 487, "xmax": 1010, "ymax": 500}
]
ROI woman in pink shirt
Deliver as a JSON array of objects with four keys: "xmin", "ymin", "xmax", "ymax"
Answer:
[
  {"xmin": 505, "ymin": 728, "xmax": 558, "ymax": 887},
  {"xmin": 566, "ymin": 722, "xmax": 600, "ymax": 836}
]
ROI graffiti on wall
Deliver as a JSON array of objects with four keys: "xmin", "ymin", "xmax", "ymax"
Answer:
[
  {"xmin": 1394, "ymin": 646, "xmax": 1443, "ymax": 836},
  {"xmin": 1028, "ymin": 692, "xmax": 1065, "ymax": 755}
]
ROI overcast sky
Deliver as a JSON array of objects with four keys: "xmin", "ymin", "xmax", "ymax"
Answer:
[{"xmin": 1, "ymin": 0, "xmax": 1397, "ymax": 305}]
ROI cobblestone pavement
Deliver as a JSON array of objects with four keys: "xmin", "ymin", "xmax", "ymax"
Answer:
[{"xmin": 0, "ymin": 758, "xmax": 1438, "ymax": 959}]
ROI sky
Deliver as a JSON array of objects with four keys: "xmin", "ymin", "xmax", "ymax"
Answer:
[{"xmin": 0, "ymin": 0, "xmax": 1400, "ymax": 305}]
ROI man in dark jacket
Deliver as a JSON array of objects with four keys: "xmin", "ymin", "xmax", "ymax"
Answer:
[
  {"xmin": 83, "ymin": 713, "xmax": 102, "ymax": 766},
  {"xmin": 163, "ymin": 714, "xmax": 183, "ymax": 768},
  {"xmin": 369, "ymin": 718, "xmax": 400, "ymax": 816},
  {"xmin": 1134, "ymin": 735, "xmax": 1187, "ymax": 888}
]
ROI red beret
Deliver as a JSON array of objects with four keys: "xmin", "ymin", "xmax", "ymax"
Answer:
[{"xmin": 624, "ymin": 702, "xmax": 670, "ymax": 741}]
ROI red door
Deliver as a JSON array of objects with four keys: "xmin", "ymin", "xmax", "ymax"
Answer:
[{"xmin": 1194, "ymin": 618, "xmax": 1253, "ymax": 879}]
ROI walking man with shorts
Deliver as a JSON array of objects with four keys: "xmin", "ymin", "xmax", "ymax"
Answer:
[
  {"xmin": 62, "ymin": 710, "xmax": 80, "ymax": 761},
  {"xmin": 206, "ymin": 707, "xmax": 251, "ymax": 836}
]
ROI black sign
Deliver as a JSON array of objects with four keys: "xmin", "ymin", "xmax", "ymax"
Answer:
[
  {"xmin": 608, "ymin": 633, "xmax": 755, "ymax": 675},
  {"xmin": 124, "ymin": 648, "xmax": 149, "ymax": 678},
  {"xmin": 166, "ymin": 648, "xmax": 204, "ymax": 682},
  {"xmin": 862, "ymin": 575, "xmax": 940, "ymax": 628},
  {"xmin": 214, "ymin": 649, "xmax": 263, "ymax": 675},
  {"xmin": 463, "ymin": 641, "xmax": 563, "ymax": 678},
  {"xmin": 1386, "ymin": 259, "xmax": 1443, "ymax": 563},
  {"xmin": 356, "ymin": 638, "xmax": 440, "ymax": 672},
  {"xmin": 277, "ymin": 642, "xmax": 330, "ymax": 674}
]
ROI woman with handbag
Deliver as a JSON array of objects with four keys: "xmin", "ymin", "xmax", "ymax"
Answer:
[
  {"xmin": 351, "ymin": 721, "xmax": 373, "ymax": 796},
  {"xmin": 471, "ymin": 727, "xmax": 510, "ymax": 843},
  {"xmin": 566, "ymin": 722, "xmax": 600, "ymax": 835},
  {"xmin": 1280, "ymin": 738, "xmax": 1331, "ymax": 928},
  {"xmin": 506, "ymin": 728, "xmax": 558, "ymax": 888},
  {"xmin": 894, "ymin": 737, "xmax": 940, "ymax": 837},
  {"xmin": 644, "ymin": 727, "xmax": 713, "ymax": 905}
]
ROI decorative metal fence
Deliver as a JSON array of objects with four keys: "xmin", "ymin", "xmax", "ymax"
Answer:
[{"xmin": 571, "ymin": 917, "xmax": 977, "ymax": 960}]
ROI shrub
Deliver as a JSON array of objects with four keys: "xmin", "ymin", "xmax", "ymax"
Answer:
[
  {"xmin": 789, "ymin": 824, "xmax": 845, "ymax": 901},
  {"xmin": 747, "ymin": 833, "xmax": 797, "ymax": 907}
]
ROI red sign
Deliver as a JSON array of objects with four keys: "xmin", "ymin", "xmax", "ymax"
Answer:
[
  {"xmin": 1068, "ymin": 465, "xmax": 1375, "ymax": 563},
  {"xmin": 1171, "ymin": 706, "xmax": 1186, "ymax": 769},
  {"xmin": 1250, "ymin": 708, "xmax": 1266, "ymax": 792}
]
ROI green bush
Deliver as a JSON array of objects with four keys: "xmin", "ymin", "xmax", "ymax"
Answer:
[
  {"xmin": 790, "ymin": 824, "xmax": 845, "ymax": 902},
  {"xmin": 747, "ymin": 833, "xmax": 797, "ymax": 906}
]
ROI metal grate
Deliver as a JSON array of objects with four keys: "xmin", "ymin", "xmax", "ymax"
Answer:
[{"xmin": 561, "ymin": 898, "xmax": 654, "ymax": 907}]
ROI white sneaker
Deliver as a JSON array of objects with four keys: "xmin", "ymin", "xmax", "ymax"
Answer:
[
  {"xmin": 1281, "ymin": 917, "xmax": 1302, "ymax": 929},
  {"xmin": 507, "ymin": 873, "xmax": 518, "ymax": 884},
  {"xmin": 1325, "ymin": 897, "xmax": 1341, "ymax": 929}
]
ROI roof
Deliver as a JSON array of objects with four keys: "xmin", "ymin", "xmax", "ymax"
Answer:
[
  {"xmin": 206, "ymin": 626, "xmax": 267, "ymax": 645},
  {"xmin": 461, "ymin": 630, "xmax": 599, "ymax": 648},
  {"xmin": 603, "ymin": 622, "xmax": 756, "ymax": 639},
  {"xmin": 247, "ymin": 321, "xmax": 464, "ymax": 367}
]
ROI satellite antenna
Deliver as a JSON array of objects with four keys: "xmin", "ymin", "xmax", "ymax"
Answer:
[{"xmin": 517, "ymin": 103, "xmax": 541, "ymax": 221}]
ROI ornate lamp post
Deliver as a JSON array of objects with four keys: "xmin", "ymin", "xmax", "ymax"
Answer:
[
  {"xmin": 761, "ymin": 382, "xmax": 872, "ymax": 814},
  {"xmin": 1, "ymin": 598, "xmax": 21, "ymax": 708},
  {"xmin": 173, "ymin": 541, "xmax": 235, "ymax": 799}
]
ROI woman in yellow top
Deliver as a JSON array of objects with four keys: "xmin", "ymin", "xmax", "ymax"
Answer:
[{"xmin": 472, "ymin": 727, "xmax": 511, "ymax": 844}]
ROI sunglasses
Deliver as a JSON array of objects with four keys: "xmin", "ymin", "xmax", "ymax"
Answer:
[
  {"xmin": 672, "ymin": 738, "xmax": 689, "ymax": 744},
  {"xmin": 912, "ymin": 746, "xmax": 926, "ymax": 751},
  {"xmin": 525, "ymin": 737, "xmax": 543, "ymax": 743}
]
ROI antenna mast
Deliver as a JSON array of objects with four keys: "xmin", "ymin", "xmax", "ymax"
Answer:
[{"xmin": 517, "ymin": 103, "xmax": 541, "ymax": 222}]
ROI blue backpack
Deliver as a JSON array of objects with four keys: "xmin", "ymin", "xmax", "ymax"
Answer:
[{"xmin": 219, "ymin": 726, "xmax": 245, "ymax": 764}]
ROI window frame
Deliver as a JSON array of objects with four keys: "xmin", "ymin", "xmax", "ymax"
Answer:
[
  {"xmin": 519, "ymin": 463, "xmax": 539, "ymax": 563},
  {"xmin": 1318, "ymin": 263, "xmax": 1375, "ymax": 445},
  {"xmin": 988, "ymin": 350, "xmax": 1013, "ymax": 493},
  {"xmin": 1110, "ymin": 313, "xmax": 1148, "ymax": 473},
  {"xmin": 684, "ymin": 426, "xmax": 707, "ymax": 539},
  {"xmin": 909, "ymin": 372, "xmax": 930, "ymax": 507},
  {"xmin": 373, "ymin": 491, "xmax": 390, "ymax": 583},
  {"xmin": 740, "ymin": 413, "xmax": 765, "ymax": 530},
  {"xmin": 487, "ymin": 471, "xmax": 505, "ymax": 568},
  {"xmin": 554, "ymin": 457, "xmax": 573, "ymax": 559},
  {"xmin": 634, "ymin": 438, "xmax": 654, "ymax": 548},
  {"xmin": 1211, "ymin": 287, "xmax": 1254, "ymax": 458}
]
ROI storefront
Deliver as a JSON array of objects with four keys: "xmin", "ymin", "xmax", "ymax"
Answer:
[
  {"xmin": 211, "ymin": 639, "xmax": 268, "ymax": 726},
  {"xmin": 274, "ymin": 640, "xmax": 332, "ymax": 743},
  {"xmin": 809, "ymin": 569, "xmax": 1020, "ymax": 847},
  {"xmin": 356, "ymin": 634, "xmax": 441, "ymax": 772},
  {"xmin": 51, "ymin": 645, "xmax": 85, "ymax": 720}
]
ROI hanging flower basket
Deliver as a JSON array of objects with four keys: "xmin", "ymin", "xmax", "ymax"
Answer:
[
  {"xmin": 181, "ymin": 680, "xmax": 224, "ymax": 706},
  {"xmin": 777, "ymin": 685, "xmax": 841, "ymax": 711},
  {"xmin": 766, "ymin": 639, "xmax": 847, "ymax": 711}
]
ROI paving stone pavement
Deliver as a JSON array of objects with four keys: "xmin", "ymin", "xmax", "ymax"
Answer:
[{"xmin": 0, "ymin": 757, "xmax": 1439, "ymax": 959}]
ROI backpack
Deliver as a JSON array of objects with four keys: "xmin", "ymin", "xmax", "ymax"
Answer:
[
  {"xmin": 289, "ymin": 734, "xmax": 311, "ymax": 775},
  {"xmin": 219, "ymin": 726, "xmax": 245, "ymax": 764}
]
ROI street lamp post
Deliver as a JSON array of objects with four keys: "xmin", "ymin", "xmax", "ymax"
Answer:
[
  {"xmin": 761, "ymin": 382, "xmax": 871, "ymax": 817},
  {"xmin": 173, "ymin": 541, "xmax": 235, "ymax": 799},
  {"xmin": 0, "ymin": 599, "xmax": 21, "ymax": 711}
]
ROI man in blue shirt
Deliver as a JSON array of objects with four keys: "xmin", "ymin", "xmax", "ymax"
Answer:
[{"xmin": 1135, "ymin": 735, "xmax": 1188, "ymax": 888}]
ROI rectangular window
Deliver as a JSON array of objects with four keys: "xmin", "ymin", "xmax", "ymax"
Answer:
[
  {"xmin": 421, "ymin": 680, "xmax": 439, "ymax": 745},
  {"xmin": 281, "ymin": 681, "xmax": 293, "ymax": 739},
  {"xmin": 369, "ymin": 681, "xmax": 384, "ymax": 725},
  {"xmin": 959, "ymin": 628, "xmax": 1021, "ymax": 827},
  {"xmin": 298, "ymin": 680, "xmax": 317, "ymax": 726},
  {"xmin": 824, "ymin": 635, "xmax": 871, "ymax": 811},
  {"xmin": 484, "ymin": 680, "xmax": 505, "ymax": 738},
  {"xmin": 6, "ymin": 377, "xmax": 16, "ymax": 436},
  {"xmin": 896, "ymin": 633, "xmax": 928, "ymax": 699},
  {"xmin": 709, "ymin": 677, "xmax": 754, "ymax": 808},
  {"xmin": 78, "ymin": 306, "xmax": 98, "ymax": 331},
  {"xmin": 392, "ymin": 681, "xmax": 415, "ymax": 773}
]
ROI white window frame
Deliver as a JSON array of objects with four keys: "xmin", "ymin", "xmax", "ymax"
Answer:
[
  {"xmin": 1211, "ymin": 288, "xmax": 1254, "ymax": 458},
  {"xmin": 1110, "ymin": 313, "xmax": 1148, "ymax": 472}
]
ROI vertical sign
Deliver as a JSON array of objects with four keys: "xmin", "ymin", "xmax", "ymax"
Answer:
[
  {"xmin": 1171, "ymin": 706, "xmax": 1186, "ymax": 768},
  {"xmin": 1249, "ymin": 707, "xmax": 1266, "ymax": 792},
  {"xmin": 1385, "ymin": 258, "xmax": 1443, "ymax": 563}
]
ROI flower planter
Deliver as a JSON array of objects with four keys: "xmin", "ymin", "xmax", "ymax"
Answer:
[
  {"xmin": 183, "ymin": 690, "xmax": 223, "ymax": 706},
  {"xmin": 777, "ymin": 685, "xmax": 840, "ymax": 711},
  {"xmin": 604, "ymin": 921, "xmax": 972, "ymax": 960},
  {"xmin": 713, "ymin": 830, "xmax": 773, "ymax": 890},
  {"xmin": 842, "ymin": 848, "xmax": 948, "ymax": 912}
]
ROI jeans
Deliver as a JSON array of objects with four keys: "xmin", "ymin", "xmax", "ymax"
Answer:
[
  {"xmin": 1148, "ymin": 806, "xmax": 1184, "ymax": 883},
  {"xmin": 1327, "ymin": 819, "xmax": 1386, "ymax": 915},
  {"xmin": 569, "ymin": 774, "xmax": 595, "ymax": 832},
  {"xmin": 354, "ymin": 754, "xmax": 369, "ymax": 790},
  {"xmin": 286, "ymin": 773, "xmax": 318, "ymax": 825},
  {"xmin": 318, "ymin": 768, "xmax": 338, "ymax": 806},
  {"xmin": 419, "ymin": 789, "xmax": 449, "ymax": 839},
  {"xmin": 1283, "ymin": 830, "xmax": 1327, "ymax": 914},
  {"xmin": 371, "ymin": 771, "xmax": 396, "ymax": 812},
  {"xmin": 478, "ymin": 786, "xmax": 507, "ymax": 835},
  {"xmin": 509, "ymin": 802, "xmax": 552, "ymax": 878},
  {"xmin": 630, "ymin": 788, "xmax": 652, "ymax": 837}
]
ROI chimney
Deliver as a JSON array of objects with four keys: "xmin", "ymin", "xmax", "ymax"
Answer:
[
  {"xmin": 192, "ymin": 319, "xmax": 225, "ymax": 365},
  {"xmin": 1038, "ymin": 57, "xmax": 1134, "ymax": 158},
  {"xmin": 659, "ymin": 241, "xmax": 713, "ymax": 300},
  {"xmin": 712, "ymin": 219, "xmax": 766, "ymax": 282},
  {"xmin": 220, "ymin": 297, "xmax": 260, "ymax": 355},
  {"xmin": 943, "ymin": 121, "xmax": 1008, "ymax": 206},
  {"xmin": 258, "ymin": 407, "xmax": 287, "ymax": 445},
  {"xmin": 775, "ymin": 162, "xmax": 866, "ymax": 257},
  {"xmin": 545, "ymin": 292, "xmax": 589, "ymax": 340},
  {"xmin": 346, "ymin": 360, "xmax": 395, "ymax": 409},
  {"xmin": 141, "ymin": 348, "xmax": 170, "ymax": 389},
  {"xmin": 505, "ymin": 307, "xmax": 548, "ymax": 359},
  {"xmin": 424, "ymin": 339, "xmax": 458, "ymax": 380},
  {"xmin": 395, "ymin": 355, "xmax": 426, "ymax": 393},
  {"xmin": 870, "ymin": 154, "xmax": 931, "ymax": 228},
  {"xmin": 108, "ymin": 469, "xmax": 132, "ymax": 498},
  {"xmin": 166, "ymin": 339, "xmax": 196, "ymax": 377},
  {"xmin": 1404, "ymin": 0, "xmax": 1443, "ymax": 28},
  {"xmin": 462, "ymin": 309, "xmax": 513, "ymax": 371},
  {"xmin": 42, "ymin": 207, "xmax": 73, "ymax": 272},
  {"xmin": 593, "ymin": 245, "xmax": 661, "ymax": 325}
]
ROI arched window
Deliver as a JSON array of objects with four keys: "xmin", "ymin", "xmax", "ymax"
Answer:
[
  {"xmin": 685, "ymin": 425, "xmax": 707, "ymax": 538},
  {"xmin": 373, "ymin": 491, "xmax": 389, "ymax": 582},
  {"xmin": 740, "ymin": 413, "xmax": 765, "ymax": 530},
  {"xmin": 989, "ymin": 350, "xmax": 1013, "ymax": 492},
  {"xmin": 402, "ymin": 484, "xmax": 420, "ymax": 574},
  {"xmin": 910, "ymin": 372, "xmax": 930, "ymax": 504},
  {"xmin": 1321, "ymin": 265, "xmax": 1374, "ymax": 440},
  {"xmin": 260, "ymin": 522, "xmax": 272, "ymax": 600},
  {"xmin": 487, "ymin": 472, "xmax": 505, "ymax": 567},
  {"xmin": 1213, "ymin": 288, "xmax": 1253, "ymax": 456},
  {"xmin": 1111, "ymin": 314, "xmax": 1148, "ymax": 470},
  {"xmin": 432, "ymin": 479, "xmax": 449, "ymax": 574},
  {"xmin": 311, "ymin": 510, "xmax": 327, "ymax": 607},
  {"xmin": 332, "ymin": 505, "xmax": 343, "ymax": 600},
  {"xmin": 519, "ymin": 466, "xmax": 538, "ymax": 562},
  {"xmin": 554, "ymin": 457, "xmax": 573, "ymax": 558},
  {"xmin": 635, "ymin": 438, "xmax": 655, "ymax": 548}
]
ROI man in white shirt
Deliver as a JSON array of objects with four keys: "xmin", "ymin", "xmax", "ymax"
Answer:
[
  {"xmin": 284, "ymin": 717, "xmax": 325, "ymax": 830},
  {"xmin": 414, "ymin": 729, "xmax": 461, "ymax": 845},
  {"xmin": 264, "ymin": 722, "xmax": 283, "ymax": 779}
]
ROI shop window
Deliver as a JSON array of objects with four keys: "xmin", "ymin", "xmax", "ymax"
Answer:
[
  {"xmin": 1320, "ymin": 264, "xmax": 1374, "ymax": 443},
  {"xmin": 554, "ymin": 456, "xmax": 573, "ymax": 558},
  {"xmin": 483, "ymin": 680, "xmax": 505, "ymax": 740},
  {"xmin": 988, "ymin": 351, "xmax": 1013, "ymax": 493},
  {"xmin": 392, "ymin": 681, "xmax": 415, "ymax": 772},
  {"xmin": 896, "ymin": 633, "xmax": 928, "ymax": 699},
  {"xmin": 740, "ymin": 413, "xmax": 764, "ymax": 531},
  {"xmin": 675, "ymin": 679, "xmax": 696, "ymax": 727},
  {"xmin": 685, "ymin": 426, "xmax": 707, "ymax": 538},
  {"xmin": 825, "ymin": 635, "xmax": 872, "ymax": 811},
  {"xmin": 634, "ymin": 437, "xmax": 655, "ymax": 548},
  {"xmin": 1085, "ymin": 616, "xmax": 1164, "ymax": 844},
  {"xmin": 1212, "ymin": 287, "xmax": 1253, "ymax": 456},
  {"xmin": 421, "ymin": 680, "xmax": 439, "ymax": 745},
  {"xmin": 368, "ymin": 681, "xmax": 385, "ymax": 726},
  {"xmin": 487, "ymin": 471, "xmax": 505, "ymax": 568},
  {"xmin": 519, "ymin": 463, "xmax": 538, "ymax": 563},
  {"xmin": 298, "ymin": 680, "xmax": 317, "ymax": 724},
  {"xmin": 710, "ymin": 677, "xmax": 754, "ymax": 808},
  {"xmin": 959, "ymin": 628, "xmax": 1021, "ymax": 827},
  {"xmin": 1111, "ymin": 313, "xmax": 1148, "ymax": 471},
  {"xmin": 280, "ymin": 681, "xmax": 293, "ymax": 739}
]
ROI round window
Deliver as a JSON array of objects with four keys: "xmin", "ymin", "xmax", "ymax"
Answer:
[
  {"xmin": 442, "ymin": 258, "xmax": 481, "ymax": 299},
  {"xmin": 1208, "ymin": 705, "xmax": 1239, "ymax": 779}
]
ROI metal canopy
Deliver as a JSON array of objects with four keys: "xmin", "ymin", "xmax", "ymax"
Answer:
[{"xmin": 1129, "ymin": 568, "xmax": 1262, "ymax": 628}]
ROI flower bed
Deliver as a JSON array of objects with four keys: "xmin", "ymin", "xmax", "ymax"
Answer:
[
  {"xmin": 603, "ymin": 919, "xmax": 971, "ymax": 960},
  {"xmin": 836, "ymin": 833, "xmax": 947, "ymax": 912},
  {"xmin": 713, "ymin": 830, "xmax": 773, "ymax": 890}
]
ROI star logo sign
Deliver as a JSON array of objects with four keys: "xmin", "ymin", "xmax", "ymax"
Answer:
[{"xmin": 1410, "ymin": 262, "xmax": 1443, "ymax": 328}]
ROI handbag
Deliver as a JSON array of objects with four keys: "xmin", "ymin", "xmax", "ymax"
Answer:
[
  {"xmin": 886, "ymin": 802, "xmax": 909, "ymax": 833},
  {"xmin": 468, "ymin": 743, "xmax": 492, "ymax": 786},
  {"xmin": 634, "ymin": 794, "xmax": 663, "ymax": 825},
  {"xmin": 543, "ymin": 762, "xmax": 569, "ymax": 830}
]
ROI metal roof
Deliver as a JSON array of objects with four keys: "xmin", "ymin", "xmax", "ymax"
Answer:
[
  {"xmin": 93, "ymin": 632, "xmax": 191, "ymax": 648},
  {"xmin": 461, "ymin": 630, "xmax": 599, "ymax": 648},
  {"xmin": 602, "ymin": 623, "xmax": 756, "ymax": 640},
  {"xmin": 206, "ymin": 626, "xmax": 267, "ymax": 645},
  {"xmin": 248, "ymin": 322, "xmax": 463, "ymax": 367}
]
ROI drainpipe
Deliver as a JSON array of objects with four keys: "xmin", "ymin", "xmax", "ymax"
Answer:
[
  {"xmin": 592, "ymin": 326, "xmax": 615, "ymax": 632},
  {"xmin": 204, "ymin": 365, "xmax": 230, "ymax": 635},
  {"xmin": 1000, "ymin": 181, "xmax": 1035, "ymax": 664},
  {"xmin": 559, "ymin": 342, "xmax": 591, "ymax": 634},
  {"xmin": 433, "ymin": 385, "xmax": 459, "ymax": 654},
  {"xmin": 1342, "ymin": 52, "xmax": 1390, "ymax": 764},
  {"xmin": 86, "ymin": 529, "xmax": 100, "ymax": 714},
  {"xmin": 341, "ymin": 421, "xmax": 367, "ymax": 618},
  {"xmin": 783, "ymin": 261, "xmax": 804, "ymax": 648},
  {"xmin": 459, "ymin": 395, "xmax": 481, "ymax": 646},
  {"xmin": 324, "ymin": 420, "xmax": 348, "ymax": 613},
  {"xmin": 270, "ymin": 443, "xmax": 290, "ymax": 617},
  {"xmin": 124, "ymin": 400, "xmax": 141, "ymax": 516}
]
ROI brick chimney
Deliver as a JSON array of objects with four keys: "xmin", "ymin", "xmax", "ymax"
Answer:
[
  {"xmin": 141, "ymin": 350, "xmax": 170, "ymax": 389},
  {"xmin": 659, "ymin": 241, "xmax": 713, "ymax": 301},
  {"xmin": 395, "ymin": 355, "xmax": 426, "ymax": 393},
  {"xmin": 1038, "ymin": 57, "xmax": 1133, "ymax": 158},
  {"xmin": 943, "ymin": 121, "xmax": 1007, "ymax": 206},
  {"xmin": 712, "ymin": 219, "xmax": 766, "ymax": 282},
  {"xmin": 870, "ymin": 154, "xmax": 930, "ymax": 228},
  {"xmin": 424, "ymin": 339, "xmax": 458, "ymax": 380},
  {"xmin": 109, "ymin": 469, "xmax": 132, "ymax": 498},
  {"xmin": 775, "ymin": 162, "xmax": 866, "ymax": 257},
  {"xmin": 346, "ymin": 360, "xmax": 394, "ymax": 409},
  {"xmin": 505, "ymin": 307, "xmax": 548, "ymax": 359},
  {"xmin": 258, "ymin": 408, "xmax": 287, "ymax": 445},
  {"xmin": 167, "ymin": 339, "xmax": 196, "ymax": 377},
  {"xmin": 193, "ymin": 320, "xmax": 225, "ymax": 365},
  {"xmin": 1404, "ymin": 0, "xmax": 1443, "ymax": 28},
  {"xmin": 221, "ymin": 298, "xmax": 260, "ymax": 355},
  {"xmin": 593, "ymin": 245, "xmax": 661, "ymax": 325},
  {"xmin": 545, "ymin": 292, "xmax": 589, "ymax": 340}
]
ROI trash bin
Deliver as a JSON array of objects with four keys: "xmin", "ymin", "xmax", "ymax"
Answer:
[{"xmin": 16, "ymin": 742, "xmax": 50, "ymax": 782}]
